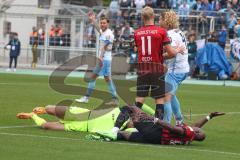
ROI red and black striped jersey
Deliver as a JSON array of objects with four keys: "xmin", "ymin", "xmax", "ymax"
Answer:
[
  {"xmin": 160, "ymin": 125, "xmax": 195, "ymax": 145},
  {"xmin": 134, "ymin": 25, "xmax": 170, "ymax": 74}
]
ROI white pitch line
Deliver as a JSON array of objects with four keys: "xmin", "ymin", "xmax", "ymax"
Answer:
[
  {"xmin": 0, "ymin": 82, "xmax": 45, "ymax": 86},
  {"xmin": 0, "ymin": 132, "xmax": 239, "ymax": 157},
  {"xmin": 0, "ymin": 125, "xmax": 36, "ymax": 129},
  {"xmin": 184, "ymin": 112, "xmax": 240, "ymax": 117}
]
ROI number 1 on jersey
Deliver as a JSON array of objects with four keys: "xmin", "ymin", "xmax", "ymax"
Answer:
[{"xmin": 141, "ymin": 36, "xmax": 152, "ymax": 56}]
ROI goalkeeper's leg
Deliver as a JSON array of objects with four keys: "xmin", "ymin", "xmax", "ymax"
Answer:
[
  {"xmin": 33, "ymin": 105, "xmax": 68, "ymax": 119},
  {"xmin": 17, "ymin": 112, "xmax": 65, "ymax": 130}
]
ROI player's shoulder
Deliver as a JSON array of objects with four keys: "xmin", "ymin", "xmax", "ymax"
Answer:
[
  {"xmin": 105, "ymin": 29, "xmax": 114, "ymax": 38},
  {"xmin": 106, "ymin": 28, "xmax": 114, "ymax": 34},
  {"xmin": 157, "ymin": 26, "xmax": 168, "ymax": 33}
]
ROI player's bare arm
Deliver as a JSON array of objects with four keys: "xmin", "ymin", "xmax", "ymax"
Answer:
[
  {"xmin": 164, "ymin": 43, "xmax": 185, "ymax": 58},
  {"xmin": 88, "ymin": 11, "xmax": 101, "ymax": 34},
  {"xmin": 192, "ymin": 112, "xmax": 225, "ymax": 128}
]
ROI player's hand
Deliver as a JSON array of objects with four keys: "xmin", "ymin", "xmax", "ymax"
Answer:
[
  {"xmin": 177, "ymin": 45, "xmax": 186, "ymax": 54},
  {"xmin": 88, "ymin": 11, "xmax": 96, "ymax": 23},
  {"xmin": 209, "ymin": 112, "xmax": 225, "ymax": 119},
  {"xmin": 175, "ymin": 42, "xmax": 186, "ymax": 54},
  {"xmin": 97, "ymin": 57, "xmax": 103, "ymax": 67}
]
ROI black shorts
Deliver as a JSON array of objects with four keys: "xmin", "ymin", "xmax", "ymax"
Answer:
[
  {"xmin": 137, "ymin": 73, "xmax": 165, "ymax": 99},
  {"xmin": 129, "ymin": 121, "xmax": 162, "ymax": 144}
]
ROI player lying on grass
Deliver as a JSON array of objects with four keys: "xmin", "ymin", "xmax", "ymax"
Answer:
[
  {"xmin": 16, "ymin": 104, "xmax": 155, "ymax": 133},
  {"xmin": 91, "ymin": 106, "xmax": 225, "ymax": 145}
]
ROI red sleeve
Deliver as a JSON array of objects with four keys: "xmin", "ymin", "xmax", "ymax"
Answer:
[
  {"xmin": 161, "ymin": 29, "xmax": 171, "ymax": 46},
  {"xmin": 184, "ymin": 126, "xmax": 195, "ymax": 141}
]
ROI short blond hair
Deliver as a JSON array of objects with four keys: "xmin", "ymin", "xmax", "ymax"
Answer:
[
  {"xmin": 161, "ymin": 10, "xmax": 179, "ymax": 30},
  {"xmin": 141, "ymin": 6, "xmax": 154, "ymax": 21}
]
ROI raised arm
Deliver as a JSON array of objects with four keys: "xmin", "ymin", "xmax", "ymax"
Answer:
[
  {"xmin": 88, "ymin": 12, "xmax": 101, "ymax": 34},
  {"xmin": 191, "ymin": 112, "xmax": 225, "ymax": 128}
]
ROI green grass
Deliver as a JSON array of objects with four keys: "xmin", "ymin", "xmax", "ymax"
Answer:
[{"xmin": 0, "ymin": 73, "xmax": 240, "ymax": 160}]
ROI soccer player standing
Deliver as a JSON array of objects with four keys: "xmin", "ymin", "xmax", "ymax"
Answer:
[
  {"xmin": 75, "ymin": 12, "xmax": 119, "ymax": 106},
  {"xmin": 133, "ymin": 6, "xmax": 184, "ymax": 119},
  {"xmin": 159, "ymin": 11, "xmax": 189, "ymax": 124}
]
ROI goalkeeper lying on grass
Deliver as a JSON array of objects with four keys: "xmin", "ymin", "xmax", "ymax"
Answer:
[
  {"xmin": 16, "ymin": 104, "xmax": 154, "ymax": 133},
  {"xmin": 89, "ymin": 106, "xmax": 225, "ymax": 145}
]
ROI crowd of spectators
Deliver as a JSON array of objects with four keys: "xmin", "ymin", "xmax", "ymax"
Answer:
[
  {"xmin": 107, "ymin": 0, "xmax": 240, "ymax": 39},
  {"xmin": 29, "ymin": 24, "xmax": 71, "ymax": 47}
]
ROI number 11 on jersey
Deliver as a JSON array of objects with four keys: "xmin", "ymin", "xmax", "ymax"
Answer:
[{"xmin": 141, "ymin": 36, "xmax": 152, "ymax": 56}]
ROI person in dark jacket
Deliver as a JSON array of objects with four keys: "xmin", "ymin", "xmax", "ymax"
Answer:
[
  {"xmin": 5, "ymin": 32, "xmax": 21, "ymax": 72},
  {"xmin": 187, "ymin": 34, "xmax": 199, "ymax": 77}
]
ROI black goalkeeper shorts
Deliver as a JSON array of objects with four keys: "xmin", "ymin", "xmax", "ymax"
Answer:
[{"xmin": 136, "ymin": 73, "xmax": 165, "ymax": 99}]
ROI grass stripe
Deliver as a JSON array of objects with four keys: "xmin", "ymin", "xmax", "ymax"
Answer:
[{"xmin": 0, "ymin": 132, "xmax": 239, "ymax": 157}]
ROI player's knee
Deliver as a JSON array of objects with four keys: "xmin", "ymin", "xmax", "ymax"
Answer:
[
  {"xmin": 45, "ymin": 105, "xmax": 56, "ymax": 115},
  {"xmin": 41, "ymin": 123, "xmax": 50, "ymax": 130},
  {"xmin": 55, "ymin": 106, "xmax": 67, "ymax": 119}
]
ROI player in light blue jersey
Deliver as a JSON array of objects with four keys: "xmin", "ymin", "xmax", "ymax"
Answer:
[
  {"xmin": 75, "ymin": 12, "xmax": 119, "ymax": 106},
  {"xmin": 231, "ymin": 23, "xmax": 240, "ymax": 61},
  {"xmin": 159, "ymin": 11, "xmax": 189, "ymax": 124}
]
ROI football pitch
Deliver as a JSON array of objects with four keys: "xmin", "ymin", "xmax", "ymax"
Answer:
[{"xmin": 0, "ymin": 73, "xmax": 240, "ymax": 160}]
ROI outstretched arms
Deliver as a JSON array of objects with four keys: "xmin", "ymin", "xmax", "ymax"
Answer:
[{"xmin": 191, "ymin": 112, "xmax": 225, "ymax": 128}]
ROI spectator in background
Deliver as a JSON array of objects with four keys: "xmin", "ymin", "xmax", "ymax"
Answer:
[
  {"xmin": 5, "ymin": 32, "xmax": 21, "ymax": 72},
  {"xmin": 178, "ymin": 0, "xmax": 190, "ymax": 30},
  {"xmin": 38, "ymin": 28, "xmax": 45, "ymax": 45},
  {"xmin": 227, "ymin": 12, "xmax": 237, "ymax": 39},
  {"xmin": 200, "ymin": 0, "xmax": 213, "ymax": 16},
  {"xmin": 218, "ymin": 24, "xmax": 227, "ymax": 50},
  {"xmin": 192, "ymin": 0, "xmax": 202, "ymax": 12},
  {"xmin": 231, "ymin": 0, "xmax": 239, "ymax": 11},
  {"xmin": 231, "ymin": 24, "xmax": 240, "ymax": 61},
  {"xmin": 49, "ymin": 25, "xmax": 55, "ymax": 37},
  {"xmin": 31, "ymin": 37, "xmax": 38, "ymax": 69},
  {"xmin": 198, "ymin": 12, "xmax": 208, "ymax": 38},
  {"xmin": 215, "ymin": 13, "xmax": 226, "ymax": 31},
  {"xmin": 135, "ymin": 0, "xmax": 145, "ymax": 26},
  {"xmin": 234, "ymin": 19, "xmax": 240, "ymax": 38},
  {"xmin": 30, "ymin": 27, "xmax": 38, "ymax": 45},
  {"xmin": 169, "ymin": 0, "xmax": 179, "ymax": 9},
  {"xmin": 57, "ymin": 24, "xmax": 63, "ymax": 37},
  {"xmin": 145, "ymin": 0, "xmax": 155, "ymax": 7},
  {"xmin": 49, "ymin": 25, "xmax": 55, "ymax": 46},
  {"xmin": 55, "ymin": 24, "xmax": 63, "ymax": 46},
  {"xmin": 119, "ymin": 0, "xmax": 131, "ymax": 8},
  {"xmin": 219, "ymin": 0, "xmax": 227, "ymax": 8},
  {"xmin": 109, "ymin": 0, "xmax": 120, "ymax": 26},
  {"xmin": 159, "ymin": 0, "xmax": 169, "ymax": 9},
  {"xmin": 224, "ymin": 2, "xmax": 235, "ymax": 22},
  {"xmin": 187, "ymin": 33, "xmax": 198, "ymax": 78},
  {"xmin": 188, "ymin": 0, "xmax": 196, "ymax": 9},
  {"xmin": 119, "ymin": 22, "xmax": 134, "ymax": 40},
  {"xmin": 116, "ymin": 11, "xmax": 125, "ymax": 28}
]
